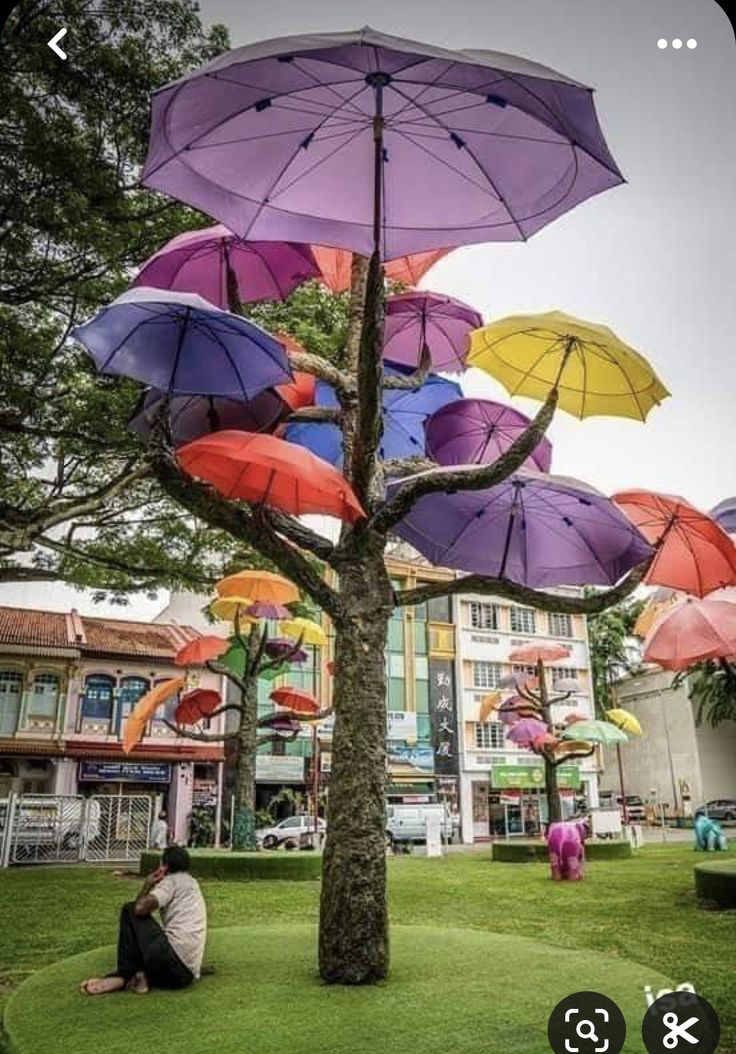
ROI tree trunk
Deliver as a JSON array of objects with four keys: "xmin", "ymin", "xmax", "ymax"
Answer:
[
  {"xmin": 319, "ymin": 535, "xmax": 393, "ymax": 983},
  {"xmin": 231, "ymin": 625, "xmax": 261, "ymax": 851},
  {"xmin": 537, "ymin": 659, "xmax": 563, "ymax": 825}
]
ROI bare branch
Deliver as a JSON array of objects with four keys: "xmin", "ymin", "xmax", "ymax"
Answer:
[
  {"xmin": 255, "ymin": 507, "xmax": 336, "ymax": 563},
  {"xmin": 287, "ymin": 350, "xmax": 355, "ymax": 395},
  {"xmin": 163, "ymin": 720, "xmax": 238, "ymax": 742},
  {"xmin": 383, "ymin": 456, "xmax": 437, "ymax": 478},
  {"xmin": 287, "ymin": 406, "xmax": 341, "ymax": 424},
  {"xmin": 381, "ymin": 343, "xmax": 432, "ymax": 390}
]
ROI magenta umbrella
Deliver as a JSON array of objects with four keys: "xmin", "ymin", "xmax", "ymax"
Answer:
[
  {"xmin": 507, "ymin": 718, "xmax": 548, "ymax": 745},
  {"xmin": 142, "ymin": 28, "xmax": 622, "ymax": 258},
  {"xmin": 133, "ymin": 226, "xmax": 320, "ymax": 310},
  {"xmin": 129, "ymin": 388, "xmax": 285, "ymax": 446},
  {"xmin": 425, "ymin": 398, "xmax": 552, "ymax": 471},
  {"xmin": 382, "ymin": 292, "xmax": 482, "ymax": 373},
  {"xmin": 246, "ymin": 601, "xmax": 291, "ymax": 620}
]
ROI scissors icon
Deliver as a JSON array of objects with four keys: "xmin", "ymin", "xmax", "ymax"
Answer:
[{"xmin": 663, "ymin": 1012, "xmax": 699, "ymax": 1048}]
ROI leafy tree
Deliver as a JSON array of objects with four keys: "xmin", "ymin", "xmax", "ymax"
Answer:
[
  {"xmin": 587, "ymin": 598, "xmax": 645, "ymax": 714},
  {"xmin": 680, "ymin": 660, "xmax": 736, "ymax": 727}
]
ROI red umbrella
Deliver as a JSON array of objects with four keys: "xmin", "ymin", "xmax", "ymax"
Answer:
[
  {"xmin": 613, "ymin": 490, "xmax": 736, "ymax": 597},
  {"xmin": 312, "ymin": 246, "xmax": 449, "ymax": 293},
  {"xmin": 275, "ymin": 372, "xmax": 315, "ymax": 412},
  {"xmin": 175, "ymin": 688, "xmax": 222, "ymax": 725},
  {"xmin": 643, "ymin": 596, "xmax": 736, "ymax": 671},
  {"xmin": 174, "ymin": 635, "xmax": 229, "ymax": 667},
  {"xmin": 270, "ymin": 686, "xmax": 320, "ymax": 716},
  {"xmin": 177, "ymin": 431, "xmax": 366, "ymax": 524},
  {"xmin": 508, "ymin": 642, "xmax": 571, "ymax": 664}
]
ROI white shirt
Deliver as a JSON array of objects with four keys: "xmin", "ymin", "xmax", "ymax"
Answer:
[
  {"xmin": 150, "ymin": 819, "xmax": 168, "ymax": 849},
  {"xmin": 152, "ymin": 872, "xmax": 207, "ymax": 979}
]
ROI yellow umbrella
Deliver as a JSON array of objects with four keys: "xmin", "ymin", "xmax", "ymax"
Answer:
[
  {"xmin": 606, "ymin": 708, "xmax": 643, "ymax": 736},
  {"xmin": 123, "ymin": 676, "xmax": 185, "ymax": 753},
  {"xmin": 468, "ymin": 310, "xmax": 669, "ymax": 421},
  {"xmin": 478, "ymin": 692, "xmax": 501, "ymax": 723},
  {"xmin": 279, "ymin": 617, "xmax": 327, "ymax": 648},
  {"xmin": 209, "ymin": 595, "xmax": 258, "ymax": 624},
  {"xmin": 216, "ymin": 569, "xmax": 299, "ymax": 605}
]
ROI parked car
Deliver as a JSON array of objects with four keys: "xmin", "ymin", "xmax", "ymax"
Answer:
[
  {"xmin": 256, "ymin": 814, "xmax": 326, "ymax": 849},
  {"xmin": 694, "ymin": 799, "xmax": 736, "ymax": 822},
  {"xmin": 385, "ymin": 803, "xmax": 457, "ymax": 846},
  {"xmin": 599, "ymin": 792, "xmax": 645, "ymax": 823}
]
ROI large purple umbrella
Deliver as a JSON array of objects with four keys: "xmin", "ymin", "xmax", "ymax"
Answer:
[
  {"xmin": 506, "ymin": 718, "xmax": 548, "ymax": 745},
  {"xmin": 265, "ymin": 638, "xmax": 308, "ymax": 664},
  {"xmin": 142, "ymin": 28, "xmax": 623, "ymax": 259},
  {"xmin": 72, "ymin": 287, "xmax": 291, "ymax": 399},
  {"xmin": 129, "ymin": 388, "xmax": 284, "ymax": 446},
  {"xmin": 425, "ymin": 398, "xmax": 552, "ymax": 472},
  {"xmin": 710, "ymin": 496, "xmax": 736, "ymax": 535},
  {"xmin": 383, "ymin": 292, "xmax": 482, "ymax": 373},
  {"xmin": 387, "ymin": 469, "xmax": 653, "ymax": 588},
  {"xmin": 133, "ymin": 226, "xmax": 320, "ymax": 310}
]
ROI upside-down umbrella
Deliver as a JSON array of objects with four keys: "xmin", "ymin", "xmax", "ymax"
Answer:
[
  {"xmin": 642, "ymin": 597, "xmax": 736, "ymax": 671},
  {"xmin": 286, "ymin": 372, "xmax": 462, "ymax": 465},
  {"xmin": 246, "ymin": 601, "xmax": 291, "ymax": 620},
  {"xmin": 387, "ymin": 469, "xmax": 653, "ymax": 588},
  {"xmin": 129, "ymin": 388, "xmax": 285, "ymax": 446},
  {"xmin": 468, "ymin": 311, "xmax": 669, "ymax": 421},
  {"xmin": 174, "ymin": 635, "xmax": 229, "ymax": 667},
  {"xmin": 425, "ymin": 398, "xmax": 552, "ymax": 472},
  {"xmin": 174, "ymin": 688, "xmax": 222, "ymax": 725},
  {"xmin": 554, "ymin": 739, "xmax": 592, "ymax": 757},
  {"xmin": 270, "ymin": 686, "xmax": 320, "ymax": 716},
  {"xmin": 710, "ymin": 496, "xmax": 736, "ymax": 535},
  {"xmin": 613, "ymin": 490, "xmax": 736, "ymax": 597},
  {"xmin": 217, "ymin": 569, "xmax": 299, "ymax": 605},
  {"xmin": 605, "ymin": 708, "xmax": 643, "ymax": 736},
  {"xmin": 123, "ymin": 676, "xmax": 185, "ymax": 753},
  {"xmin": 177, "ymin": 431, "xmax": 366, "ymax": 523},
  {"xmin": 72, "ymin": 288, "xmax": 291, "ymax": 399},
  {"xmin": 382, "ymin": 292, "xmax": 482, "ymax": 373},
  {"xmin": 142, "ymin": 27, "xmax": 623, "ymax": 259},
  {"xmin": 560, "ymin": 719, "xmax": 627, "ymax": 745},
  {"xmin": 265, "ymin": 638, "xmax": 308, "ymax": 664},
  {"xmin": 133, "ymin": 226, "xmax": 319, "ymax": 309},
  {"xmin": 509, "ymin": 642, "xmax": 571, "ymax": 664},
  {"xmin": 279, "ymin": 617, "xmax": 327, "ymax": 647},
  {"xmin": 312, "ymin": 246, "xmax": 449, "ymax": 292},
  {"xmin": 507, "ymin": 718, "xmax": 548, "ymax": 745}
]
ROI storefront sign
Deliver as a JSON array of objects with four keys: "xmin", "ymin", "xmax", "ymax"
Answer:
[
  {"xmin": 78, "ymin": 761, "xmax": 171, "ymax": 784},
  {"xmin": 387, "ymin": 744, "xmax": 434, "ymax": 773},
  {"xmin": 193, "ymin": 778, "xmax": 217, "ymax": 807},
  {"xmin": 255, "ymin": 755, "xmax": 305, "ymax": 783},
  {"xmin": 491, "ymin": 764, "xmax": 581, "ymax": 790},
  {"xmin": 428, "ymin": 657, "xmax": 459, "ymax": 777},
  {"xmin": 387, "ymin": 710, "xmax": 417, "ymax": 741}
]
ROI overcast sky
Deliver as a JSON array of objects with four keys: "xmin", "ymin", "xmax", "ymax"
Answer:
[{"xmin": 2, "ymin": 0, "xmax": 734, "ymax": 618}]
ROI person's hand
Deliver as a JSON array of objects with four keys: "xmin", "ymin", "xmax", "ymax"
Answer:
[{"xmin": 142, "ymin": 865, "xmax": 167, "ymax": 890}]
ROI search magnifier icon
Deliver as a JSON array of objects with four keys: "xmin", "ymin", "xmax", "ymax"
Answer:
[{"xmin": 577, "ymin": 1021, "xmax": 600, "ymax": 1043}]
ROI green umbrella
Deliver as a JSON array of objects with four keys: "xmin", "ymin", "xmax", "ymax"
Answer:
[{"xmin": 561, "ymin": 720, "xmax": 628, "ymax": 745}]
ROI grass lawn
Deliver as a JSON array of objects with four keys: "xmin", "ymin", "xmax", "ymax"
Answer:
[{"xmin": 0, "ymin": 845, "xmax": 733, "ymax": 1052}]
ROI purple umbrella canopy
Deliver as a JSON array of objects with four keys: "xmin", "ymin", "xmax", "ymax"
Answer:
[
  {"xmin": 133, "ymin": 226, "xmax": 320, "ymax": 310},
  {"xmin": 142, "ymin": 27, "xmax": 623, "ymax": 258},
  {"xmin": 72, "ymin": 287, "xmax": 291, "ymax": 399},
  {"xmin": 425, "ymin": 398, "xmax": 552, "ymax": 472},
  {"xmin": 246, "ymin": 601, "xmax": 291, "ymax": 620},
  {"xmin": 710, "ymin": 496, "xmax": 736, "ymax": 535},
  {"xmin": 129, "ymin": 388, "xmax": 285, "ymax": 446},
  {"xmin": 506, "ymin": 718, "xmax": 548, "ymax": 744},
  {"xmin": 387, "ymin": 468, "xmax": 654, "ymax": 588},
  {"xmin": 383, "ymin": 292, "xmax": 482, "ymax": 373},
  {"xmin": 264, "ymin": 638, "xmax": 308, "ymax": 664}
]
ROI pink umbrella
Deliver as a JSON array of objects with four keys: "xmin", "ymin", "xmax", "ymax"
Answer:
[
  {"xmin": 383, "ymin": 291, "xmax": 482, "ymax": 373},
  {"xmin": 507, "ymin": 718, "xmax": 548, "ymax": 745},
  {"xmin": 509, "ymin": 642, "xmax": 571, "ymax": 664},
  {"xmin": 643, "ymin": 597, "xmax": 736, "ymax": 671},
  {"xmin": 246, "ymin": 601, "xmax": 291, "ymax": 620}
]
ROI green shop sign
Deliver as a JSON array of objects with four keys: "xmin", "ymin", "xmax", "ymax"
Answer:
[{"xmin": 491, "ymin": 764, "xmax": 581, "ymax": 790}]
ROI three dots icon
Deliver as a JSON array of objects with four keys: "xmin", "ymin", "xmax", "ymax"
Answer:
[{"xmin": 657, "ymin": 38, "xmax": 697, "ymax": 48}]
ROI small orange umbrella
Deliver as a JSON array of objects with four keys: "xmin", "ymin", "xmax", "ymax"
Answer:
[
  {"xmin": 123, "ymin": 676, "xmax": 185, "ymax": 753},
  {"xmin": 216, "ymin": 569, "xmax": 299, "ymax": 604},
  {"xmin": 270, "ymin": 686, "xmax": 320, "ymax": 716},
  {"xmin": 177, "ymin": 430, "xmax": 366, "ymax": 524},
  {"xmin": 273, "ymin": 333, "xmax": 316, "ymax": 411},
  {"xmin": 311, "ymin": 246, "xmax": 449, "ymax": 293},
  {"xmin": 174, "ymin": 635, "xmax": 229, "ymax": 667},
  {"xmin": 613, "ymin": 490, "xmax": 736, "ymax": 597},
  {"xmin": 508, "ymin": 642, "xmax": 571, "ymax": 664},
  {"xmin": 478, "ymin": 692, "xmax": 501, "ymax": 723},
  {"xmin": 643, "ymin": 596, "xmax": 736, "ymax": 671}
]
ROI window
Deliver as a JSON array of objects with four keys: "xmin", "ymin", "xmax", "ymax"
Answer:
[
  {"xmin": 548, "ymin": 613, "xmax": 573, "ymax": 638},
  {"xmin": 427, "ymin": 595, "xmax": 452, "ymax": 623},
  {"xmin": 469, "ymin": 602, "xmax": 498, "ymax": 630},
  {"xmin": 512, "ymin": 663, "xmax": 536, "ymax": 678},
  {"xmin": 28, "ymin": 673, "xmax": 60, "ymax": 718},
  {"xmin": 80, "ymin": 675, "xmax": 115, "ymax": 729},
  {"xmin": 474, "ymin": 722, "xmax": 506, "ymax": 749},
  {"xmin": 472, "ymin": 662, "xmax": 502, "ymax": 690},
  {"xmin": 117, "ymin": 677, "xmax": 149, "ymax": 732},
  {"xmin": 549, "ymin": 666, "xmax": 577, "ymax": 684},
  {"xmin": 0, "ymin": 670, "xmax": 23, "ymax": 736},
  {"xmin": 510, "ymin": 607, "xmax": 536, "ymax": 635}
]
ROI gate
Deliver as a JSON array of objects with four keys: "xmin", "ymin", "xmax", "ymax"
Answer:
[{"xmin": 1, "ymin": 793, "xmax": 152, "ymax": 865}]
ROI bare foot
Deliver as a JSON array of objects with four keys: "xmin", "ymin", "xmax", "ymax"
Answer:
[
  {"xmin": 80, "ymin": 976, "xmax": 126, "ymax": 996},
  {"xmin": 126, "ymin": 971, "xmax": 149, "ymax": 995}
]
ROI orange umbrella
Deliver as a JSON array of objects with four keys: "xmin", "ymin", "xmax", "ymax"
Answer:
[
  {"xmin": 275, "ymin": 371, "xmax": 315, "ymax": 413},
  {"xmin": 270, "ymin": 686, "xmax": 320, "ymax": 715},
  {"xmin": 177, "ymin": 430, "xmax": 366, "ymax": 523},
  {"xmin": 216, "ymin": 569, "xmax": 299, "ymax": 604},
  {"xmin": 478, "ymin": 692, "xmax": 501, "ymax": 723},
  {"xmin": 643, "ymin": 596, "xmax": 736, "ymax": 671},
  {"xmin": 613, "ymin": 490, "xmax": 736, "ymax": 597},
  {"xmin": 174, "ymin": 635, "xmax": 229, "ymax": 666},
  {"xmin": 312, "ymin": 246, "xmax": 449, "ymax": 293},
  {"xmin": 508, "ymin": 642, "xmax": 571, "ymax": 664},
  {"xmin": 123, "ymin": 676, "xmax": 185, "ymax": 753}
]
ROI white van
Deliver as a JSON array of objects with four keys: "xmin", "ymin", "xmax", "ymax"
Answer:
[{"xmin": 386, "ymin": 803, "xmax": 457, "ymax": 845}]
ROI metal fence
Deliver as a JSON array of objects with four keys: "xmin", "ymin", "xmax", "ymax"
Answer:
[{"xmin": 0, "ymin": 793, "xmax": 152, "ymax": 866}]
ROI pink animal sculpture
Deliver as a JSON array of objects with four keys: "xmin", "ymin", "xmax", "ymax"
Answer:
[{"xmin": 546, "ymin": 819, "xmax": 589, "ymax": 881}]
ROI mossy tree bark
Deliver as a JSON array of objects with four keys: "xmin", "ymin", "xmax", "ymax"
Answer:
[{"xmin": 230, "ymin": 624, "xmax": 261, "ymax": 851}]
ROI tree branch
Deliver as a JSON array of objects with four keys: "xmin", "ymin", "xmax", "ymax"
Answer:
[
  {"xmin": 255, "ymin": 507, "xmax": 336, "ymax": 563},
  {"xmin": 381, "ymin": 344, "xmax": 432, "ymax": 390},
  {"xmin": 286, "ymin": 406, "xmax": 341, "ymax": 424},
  {"xmin": 383, "ymin": 456, "xmax": 437, "ymax": 478},
  {"xmin": 163, "ymin": 720, "xmax": 238, "ymax": 742},
  {"xmin": 350, "ymin": 252, "xmax": 385, "ymax": 507},
  {"xmin": 287, "ymin": 350, "xmax": 354, "ymax": 395}
]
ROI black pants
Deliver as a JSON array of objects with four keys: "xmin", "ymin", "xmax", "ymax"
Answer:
[{"xmin": 113, "ymin": 902, "xmax": 193, "ymax": 989}]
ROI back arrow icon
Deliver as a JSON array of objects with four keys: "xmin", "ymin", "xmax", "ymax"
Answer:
[{"xmin": 47, "ymin": 28, "xmax": 67, "ymax": 60}]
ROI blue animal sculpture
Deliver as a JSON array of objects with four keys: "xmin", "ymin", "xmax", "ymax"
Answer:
[{"xmin": 694, "ymin": 814, "xmax": 727, "ymax": 852}]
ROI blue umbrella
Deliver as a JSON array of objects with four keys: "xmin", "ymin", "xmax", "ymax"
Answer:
[
  {"xmin": 711, "ymin": 496, "xmax": 736, "ymax": 535},
  {"xmin": 72, "ymin": 287, "xmax": 291, "ymax": 400},
  {"xmin": 286, "ymin": 369, "xmax": 462, "ymax": 466}
]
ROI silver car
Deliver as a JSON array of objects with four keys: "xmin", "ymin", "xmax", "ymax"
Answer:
[{"xmin": 256, "ymin": 814, "xmax": 326, "ymax": 849}]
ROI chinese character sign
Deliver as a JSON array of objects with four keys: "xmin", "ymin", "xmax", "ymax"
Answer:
[{"xmin": 429, "ymin": 658, "xmax": 459, "ymax": 777}]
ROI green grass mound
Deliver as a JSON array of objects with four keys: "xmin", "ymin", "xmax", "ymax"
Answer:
[
  {"xmin": 491, "ymin": 839, "xmax": 632, "ymax": 863},
  {"xmin": 694, "ymin": 858, "xmax": 736, "ymax": 908},
  {"xmin": 5, "ymin": 924, "xmax": 671, "ymax": 1054},
  {"xmin": 140, "ymin": 849, "xmax": 321, "ymax": 881}
]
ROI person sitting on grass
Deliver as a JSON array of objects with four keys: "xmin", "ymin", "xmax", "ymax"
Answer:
[{"xmin": 80, "ymin": 846, "xmax": 207, "ymax": 996}]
